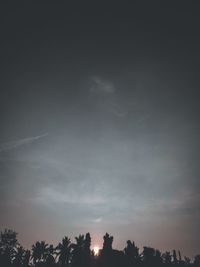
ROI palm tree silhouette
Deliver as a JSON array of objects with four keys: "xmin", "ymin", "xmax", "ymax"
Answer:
[
  {"xmin": 31, "ymin": 241, "xmax": 48, "ymax": 265},
  {"xmin": 1, "ymin": 228, "xmax": 200, "ymax": 267},
  {"xmin": 13, "ymin": 246, "xmax": 26, "ymax": 267},
  {"xmin": 0, "ymin": 229, "xmax": 19, "ymax": 266},
  {"xmin": 13, "ymin": 246, "xmax": 31, "ymax": 267},
  {"xmin": 56, "ymin": 236, "xmax": 71, "ymax": 267},
  {"xmin": 23, "ymin": 249, "xmax": 31, "ymax": 267},
  {"xmin": 71, "ymin": 234, "xmax": 86, "ymax": 267},
  {"xmin": 45, "ymin": 244, "xmax": 56, "ymax": 266},
  {"xmin": 71, "ymin": 233, "xmax": 92, "ymax": 267}
]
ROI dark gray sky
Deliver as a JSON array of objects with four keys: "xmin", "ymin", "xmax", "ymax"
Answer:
[{"xmin": 0, "ymin": 2, "xmax": 200, "ymax": 257}]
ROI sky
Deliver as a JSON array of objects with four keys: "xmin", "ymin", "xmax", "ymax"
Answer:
[{"xmin": 0, "ymin": 2, "xmax": 200, "ymax": 258}]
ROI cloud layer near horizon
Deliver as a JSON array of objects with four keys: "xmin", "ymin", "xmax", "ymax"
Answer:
[{"xmin": 0, "ymin": 72, "xmax": 199, "ymax": 257}]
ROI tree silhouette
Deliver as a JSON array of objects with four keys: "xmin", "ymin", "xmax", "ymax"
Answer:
[
  {"xmin": 0, "ymin": 229, "xmax": 19, "ymax": 267},
  {"xmin": 45, "ymin": 244, "xmax": 56, "ymax": 266},
  {"xmin": 0, "ymin": 228, "xmax": 200, "ymax": 267},
  {"xmin": 13, "ymin": 246, "xmax": 26, "ymax": 267},
  {"xmin": 194, "ymin": 255, "xmax": 200, "ymax": 266},
  {"xmin": 102, "ymin": 233, "xmax": 113, "ymax": 252},
  {"xmin": 178, "ymin": 250, "xmax": 182, "ymax": 263},
  {"xmin": 162, "ymin": 251, "xmax": 172, "ymax": 265},
  {"xmin": 184, "ymin": 256, "xmax": 191, "ymax": 265},
  {"xmin": 141, "ymin": 246, "xmax": 162, "ymax": 267},
  {"xmin": 71, "ymin": 234, "xmax": 85, "ymax": 267},
  {"xmin": 70, "ymin": 233, "xmax": 92, "ymax": 267},
  {"xmin": 99, "ymin": 233, "xmax": 125, "ymax": 267},
  {"xmin": 124, "ymin": 240, "xmax": 140, "ymax": 266},
  {"xmin": 84, "ymin": 233, "xmax": 92, "ymax": 267},
  {"xmin": 56, "ymin": 236, "xmax": 71, "ymax": 267},
  {"xmin": 23, "ymin": 249, "xmax": 31, "ymax": 267},
  {"xmin": 173, "ymin": 250, "xmax": 178, "ymax": 264},
  {"xmin": 142, "ymin": 246, "xmax": 156, "ymax": 265},
  {"xmin": 13, "ymin": 246, "xmax": 30, "ymax": 267},
  {"xmin": 31, "ymin": 241, "xmax": 48, "ymax": 265},
  {"xmin": 154, "ymin": 250, "xmax": 163, "ymax": 266}
]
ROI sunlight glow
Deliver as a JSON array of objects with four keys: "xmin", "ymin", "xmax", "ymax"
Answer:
[{"xmin": 93, "ymin": 246, "xmax": 100, "ymax": 256}]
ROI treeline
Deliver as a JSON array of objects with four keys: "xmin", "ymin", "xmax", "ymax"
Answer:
[{"xmin": 0, "ymin": 229, "xmax": 200, "ymax": 267}]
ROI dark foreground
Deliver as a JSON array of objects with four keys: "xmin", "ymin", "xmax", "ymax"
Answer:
[{"xmin": 0, "ymin": 229, "xmax": 200, "ymax": 267}]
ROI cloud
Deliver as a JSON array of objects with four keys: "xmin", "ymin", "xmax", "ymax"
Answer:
[
  {"xmin": 92, "ymin": 217, "xmax": 102, "ymax": 223},
  {"xmin": 109, "ymin": 103, "xmax": 129, "ymax": 118},
  {"xmin": 89, "ymin": 76, "xmax": 115, "ymax": 94},
  {"xmin": 89, "ymin": 75, "xmax": 130, "ymax": 117},
  {"xmin": 33, "ymin": 186, "xmax": 107, "ymax": 206},
  {"xmin": 0, "ymin": 133, "xmax": 48, "ymax": 153}
]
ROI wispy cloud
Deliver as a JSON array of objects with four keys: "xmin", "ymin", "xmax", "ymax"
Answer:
[
  {"xmin": 109, "ymin": 103, "xmax": 129, "ymax": 118},
  {"xmin": 89, "ymin": 76, "xmax": 115, "ymax": 94},
  {"xmin": 0, "ymin": 133, "xmax": 48, "ymax": 153},
  {"xmin": 89, "ymin": 75, "xmax": 130, "ymax": 118},
  {"xmin": 33, "ymin": 186, "xmax": 107, "ymax": 206},
  {"xmin": 92, "ymin": 217, "xmax": 102, "ymax": 223}
]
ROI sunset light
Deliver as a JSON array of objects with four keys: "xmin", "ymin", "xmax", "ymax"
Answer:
[
  {"xmin": 0, "ymin": 2, "xmax": 199, "ymax": 266},
  {"xmin": 93, "ymin": 246, "xmax": 100, "ymax": 256}
]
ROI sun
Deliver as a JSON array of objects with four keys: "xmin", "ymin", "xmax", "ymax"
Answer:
[{"xmin": 93, "ymin": 246, "xmax": 100, "ymax": 256}]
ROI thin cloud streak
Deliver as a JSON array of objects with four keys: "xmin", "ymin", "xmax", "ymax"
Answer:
[{"xmin": 0, "ymin": 133, "xmax": 48, "ymax": 153}]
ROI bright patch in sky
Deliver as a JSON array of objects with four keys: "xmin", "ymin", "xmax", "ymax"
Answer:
[{"xmin": 93, "ymin": 246, "xmax": 100, "ymax": 256}]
